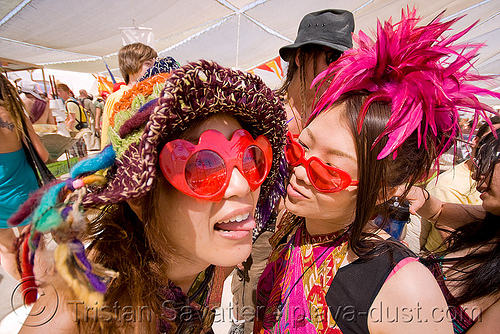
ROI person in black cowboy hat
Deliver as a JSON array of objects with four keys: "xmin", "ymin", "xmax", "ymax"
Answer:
[
  {"xmin": 229, "ymin": 9, "xmax": 354, "ymax": 334},
  {"xmin": 277, "ymin": 9, "xmax": 354, "ymax": 134}
]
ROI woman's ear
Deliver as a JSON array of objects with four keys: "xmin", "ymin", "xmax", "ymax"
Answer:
[
  {"xmin": 127, "ymin": 198, "xmax": 143, "ymax": 221},
  {"xmin": 295, "ymin": 49, "xmax": 301, "ymax": 67}
]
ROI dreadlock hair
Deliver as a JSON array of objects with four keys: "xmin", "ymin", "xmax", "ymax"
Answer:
[
  {"xmin": 277, "ymin": 45, "xmax": 341, "ymax": 119},
  {"xmin": 0, "ymin": 73, "xmax": 28, "ymax": 139}
]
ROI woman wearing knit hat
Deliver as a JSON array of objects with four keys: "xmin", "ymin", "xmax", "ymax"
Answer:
[
  {"xmin": 254, "ymin": 7, "xmax": 500, "ymax": 334},
  {"xmin": 11, "ymin": 60, "xmax": 286, "ymax": 333}
]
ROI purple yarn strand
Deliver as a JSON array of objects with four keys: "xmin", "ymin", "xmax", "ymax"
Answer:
[{"xmin": 69, "ymin": 239, "xmax": 107, "ymax": 294}]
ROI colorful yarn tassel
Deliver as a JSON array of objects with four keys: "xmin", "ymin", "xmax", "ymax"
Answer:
[
  {"xmin": 69, "ymin": 239, "xmax": 107, "ymax": 293},
  {"xmin": 71, "ymin": 145, "xmax": 116, "ymax": 179},
  {"xmin": 54, "ymin": 243, "xmax": 105, "ymax": 309},
  {"xmin": 31, "ymin": 183, "xmax": 65, "ymax": 233},
  {"xmin": 20, "ymin": 237, "xmax": 37, "ymax": 305}
]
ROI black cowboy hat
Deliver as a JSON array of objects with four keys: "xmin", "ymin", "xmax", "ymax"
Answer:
[{"xmin": 279, "ymin": 9, "xmax": 355, "ymax": 62}]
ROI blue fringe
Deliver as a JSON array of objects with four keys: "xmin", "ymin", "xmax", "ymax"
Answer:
[{"xmin": 70, "ymin": 145, "xmax": 116, "ymax": 179}]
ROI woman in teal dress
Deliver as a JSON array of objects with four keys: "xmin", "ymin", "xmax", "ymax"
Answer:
[{"xmin": 0, "ymin": 73, "xmax": 48, "ymax": 279}]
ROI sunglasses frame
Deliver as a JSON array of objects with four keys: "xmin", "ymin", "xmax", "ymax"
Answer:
[
  {"xmin": 159, "ymin": 129, "xmax": 273, "ymax": 201},
  {"xmin": 285, "ymin": 131, "xmax": 358, "ymax": 193}
]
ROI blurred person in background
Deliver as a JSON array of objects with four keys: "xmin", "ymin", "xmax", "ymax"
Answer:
[
  {"xmin": 421, "ymin": 116, "xmax": 500, "ymax": 253},
  {"xmin": 78, "ymin": 89, "xmax": 100, "ymax": 150},
  {"xmin": 277, "ymin": 9, "xmax": 354, "ymax": 135},
  {"xmin": 93, "ymin": 91, "xmax": 109, "ymax": 136},
  {"xmin": 0, "ymin": 74, "xmax": 48, "ymax": 279},
  {"xmin": 56, "ymin": 83, "xmax": 88, "ymax": 160},
  {"xmin": 19, "ymin": 79, "xmax": 55, "ymax": 125},
  {"xmin": 100, "ymin": 42, "xmax": 157, "ymax": 149}
]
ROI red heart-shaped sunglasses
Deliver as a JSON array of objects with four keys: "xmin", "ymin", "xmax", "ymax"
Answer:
[
  {"xmin": 285, "ymin": 131, "xmax": 358, "ymax": 192},
  {"xmin": 160, "ymin": 129, "xmax": 273, "ymax": 201}
]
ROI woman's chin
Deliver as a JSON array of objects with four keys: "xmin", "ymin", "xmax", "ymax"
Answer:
[{"xmin": 213, "ymin": 244, "xmax": 252, "ymax": 268}]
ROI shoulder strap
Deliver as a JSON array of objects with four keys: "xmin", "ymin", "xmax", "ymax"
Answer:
[
  {"xmin": 66, "ymin": 98, "xmax": 87, "ymax": 123},
  {"xmin": 19, "ymin": 115, "xmax": 55, "ymax": 186}
]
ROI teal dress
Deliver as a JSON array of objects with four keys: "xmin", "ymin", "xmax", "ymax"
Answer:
[{"xmin": 0, "ymin": 148, "xmax": 39, "ymax": 228}]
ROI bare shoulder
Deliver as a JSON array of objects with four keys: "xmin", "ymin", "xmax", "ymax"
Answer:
[{"xmin": 368, "ymin": 260, "xmax": 453, "ymax": 334}]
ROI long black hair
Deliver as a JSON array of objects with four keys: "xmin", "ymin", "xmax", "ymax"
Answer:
[
  {"xmin": 424, "ymin": 128, "xmax": 500, "ymax": 305},
  {"xmin": 431, "ymin": 212, "xmax": 500, "ymax": 305}
]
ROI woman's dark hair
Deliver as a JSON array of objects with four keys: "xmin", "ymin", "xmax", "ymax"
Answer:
[
  {"xmin": 474, "ymin": 128, "xmax": 500, "ymax": 189},
  {"xmin": 332, "ymin": 92, "xmax": 440, "ymax": 258},
  {"xmin": 423, "ymin": 129, "xmax": 500, "ymax": 305},
  {"xmin": 432, "ymin": 213, "xmax": 500, "ymax": 305},
  {"xmin": 476, "ymin": 116, "xmax": 500, "ymax": 140}
]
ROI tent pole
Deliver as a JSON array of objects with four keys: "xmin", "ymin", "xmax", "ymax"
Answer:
[
  {"xmin": 41, "ymin": 67, "xmax": 47, "ymax": 95},
  {"xmin": 236, "ymin": 13, "xmax": 241, "ymax": 68}
]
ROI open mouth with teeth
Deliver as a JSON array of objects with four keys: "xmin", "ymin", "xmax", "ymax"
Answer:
[{"xmin": 214, "ymin": 212, "xmax": 256, "ymax": 239}]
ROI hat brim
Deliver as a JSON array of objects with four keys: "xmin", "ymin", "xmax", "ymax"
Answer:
[
  {"xmin": 279, "ymin": 40, "xmax": 350, "ymax": 62},
  {"xmin": 22, "ymin": 90, "xmax": 43, "ymax": 101}
]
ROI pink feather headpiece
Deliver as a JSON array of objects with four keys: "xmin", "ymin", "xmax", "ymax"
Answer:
[{"xmin": 312, "ymin": 7, "xmax": 500, "ymax": 160}]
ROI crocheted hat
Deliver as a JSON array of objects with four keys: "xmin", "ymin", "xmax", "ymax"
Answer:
[
  {"xmin": 9, "ymin": 60, "xmax": 286, "ymax": 307},
  {"xmin": 89, "ymin": 60, "xmax": 286, "ymax": 225}
]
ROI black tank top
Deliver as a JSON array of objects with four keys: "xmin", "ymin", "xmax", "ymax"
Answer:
[{"xmin": 326, "ymin": 241, "xmax": 415, "ymax": 334}]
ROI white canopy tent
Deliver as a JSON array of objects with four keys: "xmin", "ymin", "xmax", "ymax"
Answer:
[{"xmin": 1, "ymin": 0, "xmax": 499, "ymax": 103}]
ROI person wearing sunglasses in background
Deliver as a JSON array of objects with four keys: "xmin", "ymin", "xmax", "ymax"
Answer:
[
  {"xmin": 414, "ymin": 117, "xmax": 500, "ymax": 255},
  {"xmin": 10, "ymin": 60, "xmax": 286, "ymax": 334},
  {"xmin": 229, "ymin": 10, "xmax": 355, "ymax": 334},
  {"xmin": 254, "ymin": 8, "xmax": 500, "ymax": 334},
  {"xmin": 407, "ymin": 128, "xmax": 500, "ymax": 333}
]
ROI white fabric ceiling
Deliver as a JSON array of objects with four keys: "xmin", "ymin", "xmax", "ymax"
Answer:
[{"xmin": 1, "ymin": 0, "xmax": 500, "ymax": 104}]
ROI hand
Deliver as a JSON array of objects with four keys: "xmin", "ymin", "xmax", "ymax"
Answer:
[
  {"xmin": 405, "ymin": 186, "xmax": 429, "ymax": 215},
  {"xmin": 391, "ymin": 185, "xmax": 428, "ymax": 215}
]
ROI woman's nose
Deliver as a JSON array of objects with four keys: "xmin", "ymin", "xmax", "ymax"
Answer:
[
  {"xmin": 292, "ymin": 163, "xmax": 312, "ymax": 186},
  {"xmin": 223, "ymin": 167, "xmax": 252, "ymax": 199}
]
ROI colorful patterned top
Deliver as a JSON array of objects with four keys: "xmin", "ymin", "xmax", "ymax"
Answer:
[
  {"xmin": 254, "ymin": 212, "xmax": 417, "ymax": 334},
  {"xmin": 254, "ymin": 212, "xmax": 349, "ymax": 334}
]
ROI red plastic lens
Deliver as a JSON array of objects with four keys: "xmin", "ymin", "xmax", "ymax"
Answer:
[
  {"xmin": 242, "ymin": 145, "xmax": 267, "ymax": 184},
  {"xmin": 309, "ymin": 159, "xmax": 342, "ymax": 190},
  {"xmin": 285, "ymin": 138, "xmax": 301, "ymax": 165},
  {"xmin": 185, "ymin": 150, "xmax": 226, "ymax": 196}
]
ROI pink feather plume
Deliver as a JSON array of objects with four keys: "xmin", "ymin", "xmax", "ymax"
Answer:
[{"xmin": 311, "ymin": 7, "xmax": 500, "ymax": 160}]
